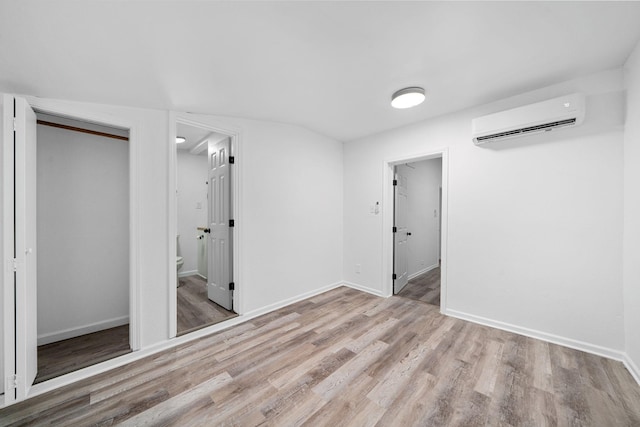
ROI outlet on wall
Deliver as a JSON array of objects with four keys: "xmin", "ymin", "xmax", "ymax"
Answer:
[{"xmin": 355, "ymin": 264, "xmax": 361, "ymax": 274}]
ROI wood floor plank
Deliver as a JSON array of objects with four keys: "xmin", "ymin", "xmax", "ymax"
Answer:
[
  {"xmin": 397, "ymin": 267, "xmax": 441, "ymax": 306},
  {"xmin": 118, "ymin": 372, "xmax": 232, "ymax": 427},
  {"xmin": 177, "ymin": 275, "xmax": 237, "ymax": 335},
  {"xmin": 2, "ymin": 286, "xmax": 640, "ymax": 426}
]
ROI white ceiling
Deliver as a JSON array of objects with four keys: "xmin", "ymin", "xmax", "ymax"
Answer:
[
  {"xmin": 1, "ymin": 1, "xmax": 640, "ymax": 141},
  {"xmin": 176, "ymin": 123, "xmax": 212, "ymax": 153}
]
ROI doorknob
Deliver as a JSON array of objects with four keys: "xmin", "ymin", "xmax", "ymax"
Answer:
[
  {"xmin": 407, "ymin": 232, "xmax": 412, "ymax": 236},
  {"xmin": 203, "ymin": 228, "xmax": 211, "ymax": 233}
]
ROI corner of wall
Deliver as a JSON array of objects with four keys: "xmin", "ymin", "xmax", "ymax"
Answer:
[{"xmin": 622, "ymin": 37, "xmax": 640, "ymax": 385}]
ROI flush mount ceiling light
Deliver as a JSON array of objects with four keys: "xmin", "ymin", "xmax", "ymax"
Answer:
[
  {"xmin": 391, "ymin": 87, "xmax": 425, "ymax": 109},
  {"xmin": 176, "ymin": 136, "xmax": 186, "ymax": 144}
]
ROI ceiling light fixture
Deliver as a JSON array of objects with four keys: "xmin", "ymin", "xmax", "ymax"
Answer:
[
  {"xmin": 391, "ymin": 87, "xmax": 425, "ymax": 109},
  {"xmin": 176, "ymin": 136, "xmax": 186, "ymax": 144}
]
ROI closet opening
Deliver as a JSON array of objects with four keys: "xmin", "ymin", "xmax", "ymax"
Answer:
[{"xmin": 33, "ymin": 112, "xmax": 131, "ymax": 382}]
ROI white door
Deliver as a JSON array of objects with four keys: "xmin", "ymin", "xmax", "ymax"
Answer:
[
  {"xmin": 393, "ymin": 167, "xmax": 409, "ymax": 294},
  {"xmin": 1, "ymin": 95, "xmax": 38, "ymax": 402},
  {"xmin": 207, "ymin": 137, "xmax": 233, "ymax": 311}
]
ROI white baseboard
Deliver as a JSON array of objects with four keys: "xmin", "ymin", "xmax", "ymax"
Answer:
[
  {"xmin": 37, "ymin": 315, "xmax": 130, "ymax": 346},
  {"xmin": 343, "ymin": 281, "xmax": 387, "ymax": 297},
  {"xmin": 623, "ymin": 353, "xmax": 640, "ymax": 386},
  {"xmin": 408, "ymin": 263, "xmax": 439, "ymax": 281},
  {"xmin": 178, "ymin": 269, "xmax": 198, "ymax": 278},
  {"xmin": 242, "ymin": 281, "xmax": 344, "ymax": 318},
  {"xmin": 444, "ymin": 308, "xmax": 624, "ymax": 361}
]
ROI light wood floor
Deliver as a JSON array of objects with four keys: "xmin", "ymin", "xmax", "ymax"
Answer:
[
  {"xmin": 397, "ymin": 266, "xmax": 441, "ymax": 306},
  {"xmin": 3, "ymin": 286, "xmax": 639, "ymax": 426},
  {"xmin": 177, "ymin": 275, "xmax": 237, "ymax": 336},
  {"xmin": 35, "ymin": 325, "xmax": 131, "ymax": 384}
]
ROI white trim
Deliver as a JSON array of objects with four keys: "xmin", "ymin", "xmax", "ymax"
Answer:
[
  {"xmin": 2, "ymin": 280, "xmax": 343, "ymax": 408},
  {"xmin": 24, "ymin": 96, "xmax": 142, "ymax": 352},
  {"xmin": 408, "ymin": 263, "xmax": 439, "ymax": 281},
  {"xmin": 623, "ymin": 354, "xmax": 640, "ymax": 386},
  {"xmin": 37, "ymin": 316, "xmax": 129, "ymax": 346},
  {"xmin": 444, "ymin": 308, "xmax": 625, "ymax": 361},
  {"xmin": 343, "ymin": 281, "xmax": 386, "ymax": 298},
  {"xmin": 1, "ymin": 94, "xmax": 17, "ymax": 404},
  {"xmin": 168, "ymin": 112, "xmax": 177, "ymax": 338},
  {"xmin": 382, "ymin": 149, "xmax": 449, "ymax": 309},
  {"xmin": 128, "ymin": 120, "xmax": 142, "ymax": 352},
  {"xmin": 178, "ymin": 269, "xmax": 198, "ymax": 278}
]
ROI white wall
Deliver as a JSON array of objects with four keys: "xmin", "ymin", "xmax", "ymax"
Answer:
[
  {"xmin": 176, "ymin": 150, "xmax": 208, "ymax": 275},
  {"xmin": 344, "ymin": 69, "xmax": 625, "ymax": 354},
  {"xmin": 177, "ymin": 113, "xmax": 344, "ymax": 315},
  {"xmin": 624, "ymin": 40, "xmax": 640, "ymax": 379},
  {"xmin": 403, "ymin": 159, "xmax": 442, "ymax": 278},
  {"xmin": 36, "ymin": 124, "xmax": 129, "ymax": 344}
]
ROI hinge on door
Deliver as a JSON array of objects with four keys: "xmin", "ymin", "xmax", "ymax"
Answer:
[
  {"xmin": 392, "ymin": 273, "xmax": 397, "ymax": 280},
  {"xmin": 392, "ymin": 226, "xmax": 397, "ymax": 233},
  {"xmin": 229, "ymin": 156, "xmax": 235, "ymax": 164},
  {"xmin": 9, "ymin": 258, "xmax": 18, "ymax": 272},
  {"xmin": 13, "ymin": 118, "xmax": 17, "ymax": 131},
  {"xmin": 229, "ymin": 219, "xmax": 235, "ymax": 227},
  {"xmin": 393, "ymin": 179, "xmax": 397, "ymax": 186},
  {"xmin": 229, "ymin": 282, "xmax": 235, "ymax": 291},
  {"xmin": 7, "ymin": 374, "xmax": 18, "ymax": 390}
]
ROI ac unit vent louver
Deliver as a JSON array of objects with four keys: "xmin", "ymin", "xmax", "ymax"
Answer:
[{"xmin": 472, "ymin": 94, "xmax": 585, "ymax": 145}]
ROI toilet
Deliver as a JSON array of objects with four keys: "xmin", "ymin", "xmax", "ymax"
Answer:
[{"xmin": 176, "ymin": 235, "xmax": 184, "ymax": 287}]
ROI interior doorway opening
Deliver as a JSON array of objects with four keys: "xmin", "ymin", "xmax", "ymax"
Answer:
[
  {"xmin": 174, "ymin": 122, "xmax": 237, "ymax": 336},
  {"xmin": 393, "ymin": 157, "xmax": 443, "ymax": 307},
  {"xmin": 33, "ymin": 112, "xmax": 132, "ymax": 382},
  {"xmin": 383, "ymin": 149, "xmax": 448, "ymax": 311}
]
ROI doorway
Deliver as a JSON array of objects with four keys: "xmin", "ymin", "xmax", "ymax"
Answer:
[
  {"xmin": 383, "ymin": 150, "xmax": 448, "ymax": 311},
  {"xmin": 174, "ymin": 122, "xmax": 237, "ymax": 336},
  {"xmin": 393, "ymin": 158, "xmax": 443, "ymax": 306},
  {"xmin": 1, "ymin": 94, "xmax": 140, "ymax": 404},
  {"xmin": 33, "ymin": 113, "xmax": 132, "ymax": 382}
]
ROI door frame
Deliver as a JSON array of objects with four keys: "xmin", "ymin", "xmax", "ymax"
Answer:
[
  {"xmin": 168, "ymin": 113, "xmax": 243, "ymax": 339},
  {"xmin": 19, "ymin": 96, "xmax": 142, "ymax": 352},
  {"xmin": 1, "ymin": 95, "xmax": 141, "ymax": 406},
  {"xmin": 382, "ymin": 148, "xmax": 449, "ymax": 312}
]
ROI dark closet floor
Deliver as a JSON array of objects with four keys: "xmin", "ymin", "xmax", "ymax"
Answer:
[{"xmin": 36, "ymin": 325, "xmax": 131, "ymax": 384}]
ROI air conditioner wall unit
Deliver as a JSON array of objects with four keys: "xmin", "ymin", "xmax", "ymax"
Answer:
[{"xmin": 472, "ymin": 93, "xmax": 586, "ymax": 145}]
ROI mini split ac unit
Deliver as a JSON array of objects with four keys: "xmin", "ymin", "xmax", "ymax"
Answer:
[{"xmin": 472, "ymin": 93, "xmax": 586, "ymax": 145}]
